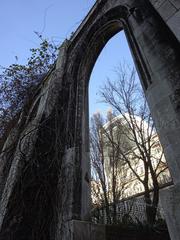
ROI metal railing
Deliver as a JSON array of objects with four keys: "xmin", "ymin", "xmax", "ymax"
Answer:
[{"xmin": 91, "ymin": 197, "xmax": 163, "ymax": 225}]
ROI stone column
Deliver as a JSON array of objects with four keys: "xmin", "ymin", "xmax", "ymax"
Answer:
[{"xmin": 126, "ymin": 2, "xmax": 180, "ymax": 239}]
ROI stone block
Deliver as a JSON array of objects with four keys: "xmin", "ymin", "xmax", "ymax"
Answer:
[
  {"xmin": 150, "ymin": 98, "xmax": 177, "ymax": 132},
  {"xmin": 167, "ymin": 10, "xmax": 180, "ymax": 42},
  {"xmin": 91, "ymin": 223, "xmax": 106, "ymax": 240},
  {"xmin": 163, "ymin": 143, "xmax": 180, "ymax": 184},
  {"xmin": 73, "ymin": 221, "xmax": 91, "ymax": 240},
  {"xmin": 158, "ymin": 0, "xmax": 177, "ymax": 20},
  {"xmin": 150, "ymin": 0, "xmax": 166, "ymax": 9},
  {"xmin": 160, "ymin": 184, "xmax": 180, "ymax": 240},
  {"xmin": 146, "ymin": 81, "xmax": 172, "ymax": 109},
  {"xmin": 170, "ymin": 0, "xmax": 180, "ymax": 9},
  {"xmin": 72, "ymin": 221, "xmax": 106, "ymax": 240}
]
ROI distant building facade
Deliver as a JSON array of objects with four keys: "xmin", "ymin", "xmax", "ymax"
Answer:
[{"xmin": 91, "ymin": 114, "xmax": 172, "ymax": 206}]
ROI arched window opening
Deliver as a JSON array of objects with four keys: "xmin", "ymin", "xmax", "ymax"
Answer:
[{"xmin": 89, "ymin": 30, "xmax": 172, "ymax": 225}]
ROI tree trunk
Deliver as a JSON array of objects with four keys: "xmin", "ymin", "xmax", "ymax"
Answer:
[{"xmin": 144, "ymin": 186, "xmax": 159, "ymax": 226}]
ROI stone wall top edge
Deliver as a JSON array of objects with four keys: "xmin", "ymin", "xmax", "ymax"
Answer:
[{"xmin": 70, "ymin": 0, "xmax": 105, "ymax": 43}]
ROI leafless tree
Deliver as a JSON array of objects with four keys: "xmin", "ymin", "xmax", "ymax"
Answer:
[
  {"xmin": 90, "ymin": 111, "xmax": 128, "ymax": 224},
  {"xmin": 92, "ymin": 64, "xmax": 170, "ymax": 226}
]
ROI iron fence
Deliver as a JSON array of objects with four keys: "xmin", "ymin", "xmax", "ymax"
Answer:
[{"xmin": 91, "ymin": 196, "xmax": 163, "ymax": 225}]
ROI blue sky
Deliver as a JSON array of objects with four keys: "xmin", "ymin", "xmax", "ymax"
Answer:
[
  {"xmin": 89, "ymin": 32, "xmax": 133, "ymax": 115},
  {"xmin": 0, "ymin": 0, "xmax": 134, "ymax": 116},
  {"xmin": 0, "ymin": 0, "xmax": 96, "ymax": 67}
]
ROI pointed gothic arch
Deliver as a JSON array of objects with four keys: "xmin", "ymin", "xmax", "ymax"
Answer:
[{"xmin": 0, "ymin": 1, "xmax": 180, "ymax": 239}]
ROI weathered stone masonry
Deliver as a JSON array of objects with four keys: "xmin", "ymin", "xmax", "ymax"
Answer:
[{"xmin": 0, "ymin": 0, "xmax": 179, "ymax": 239}]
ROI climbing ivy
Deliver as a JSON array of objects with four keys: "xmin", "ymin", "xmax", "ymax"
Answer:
[{"xmin": 0, "ymin": 34, "xmax": 58, "ymax": 149}]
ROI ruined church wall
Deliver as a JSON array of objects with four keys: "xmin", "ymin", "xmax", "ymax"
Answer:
[{"xmin": 150, "ymin": 0, "xmax": 180, "ymax": 41}]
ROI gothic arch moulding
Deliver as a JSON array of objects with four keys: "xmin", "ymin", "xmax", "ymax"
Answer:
[{"xmin": 0, "ymin": 1, "xmax": 180, "ymax": 240}]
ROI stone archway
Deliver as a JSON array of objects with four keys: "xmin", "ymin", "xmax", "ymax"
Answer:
[
  {"xmin": 63, "ymin": 1, "xmax": 180, "ymax": 239},
  {"xmin": 64, "ymin": 0, "xmax": 180, "ymax": 236},
  {"xmin": 0, "ymin": 0, "xmax": 179, "ymax": 239}
]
